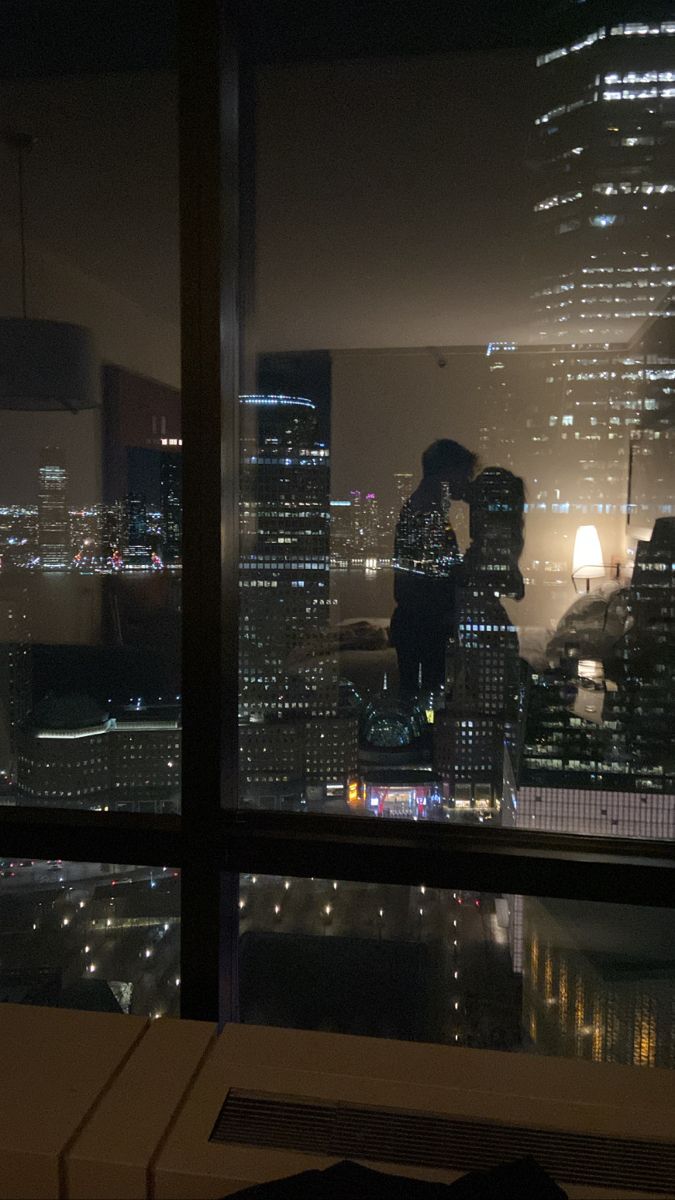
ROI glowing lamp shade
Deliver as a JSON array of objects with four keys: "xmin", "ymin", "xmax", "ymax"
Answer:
[
  {"xmin": 0, "ymin": 319, "xmax": 100, "ymax": 411},
  {"xmin": 572, "ymin": 524, "xmax": 604, "ymax": 580}
]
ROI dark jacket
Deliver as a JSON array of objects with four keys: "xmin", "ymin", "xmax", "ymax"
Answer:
[{"xmin": 392, "ymin": 476, "xmax": 462, "ymax": 626}]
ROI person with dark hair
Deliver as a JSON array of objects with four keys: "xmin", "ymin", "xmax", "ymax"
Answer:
[
  {"xmin": 446, "ymin": 466, "xmax": 526, "ymax": 759},
  {"xmin": 390, "ymin": 439, "xmax": 478, "ymax": 698},
  {"xmin": 462, "ymin": 466, "xmax": 525, "ymax": 601}
]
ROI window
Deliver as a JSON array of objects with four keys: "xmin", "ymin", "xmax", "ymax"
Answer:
[
  {"xmin": 239, "ymin": 874, "xmax": 675, "ymax": 1067},
  {"xmin": 0, "ymin": 859, "xmax": 180, "ymax": 1017},
  {"xmin": 0, "ymin": 3, "xmax": 181, "ymax": 816},
  {"xmin": 0, "ymin": 0, "xmax": 671, "ymax": 1076}
]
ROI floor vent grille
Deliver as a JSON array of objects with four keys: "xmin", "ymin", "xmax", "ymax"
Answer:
[{"xmin": 210, "ymin": 1088, "xmax": 675, "ymax": 1194}]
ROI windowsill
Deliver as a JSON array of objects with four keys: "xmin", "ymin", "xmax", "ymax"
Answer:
[{"xmin": 0, "ymin": 1003, "xmax": 673, "ymax": 1199}]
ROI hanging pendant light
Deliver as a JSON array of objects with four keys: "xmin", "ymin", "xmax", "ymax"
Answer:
[{"xmin": 0, "ymin": 131, "xmax": 100, "ymax": 412}]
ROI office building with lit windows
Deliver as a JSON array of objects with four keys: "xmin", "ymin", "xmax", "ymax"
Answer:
[
  {"xmin": 521, "ymin": 897, "xmax": 675, "ymax": 1069},
  {"xmin": 533, "ymin": 3, "xmax": 675, "ymax": 342},
  {"xmin": 160, "ymin": 452, "xmax": 182, "ymax": 564},
  {"xmin": 622, "ymin": 516, "xmax": 675, "ymax": 774},
  {"xmin": 240, "ymin": 714, "xmax": 358, "ymax": 808},
  {"xmin": 0, "ymin": 586, "xmax": 30, "ymax": 779},
  {"xmin": 238, "ymin": 395, "xmax": 356, "ymax": 806},
  {"xmin": 37, "ymin": 448, "xmax": 69, "ymax": 570},
  {"xmin": 16, "ymin": 695, "xmax": 181, "ymax": 809},
  {"xmin": 239, "ymin": 394, "xmax": 336, "ymax": 719},
  {"xmin": 434, "ymin": 598, "xmax": 523, "ymax": 811}
]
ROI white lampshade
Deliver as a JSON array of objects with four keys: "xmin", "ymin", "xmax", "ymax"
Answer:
[
  {"xmin": 0, "ymin": 318, "xmax": 100, "ymax": 411},
  {"xmin": 572, "ymin": 524, "xmax": 604, "ymax": 579}
]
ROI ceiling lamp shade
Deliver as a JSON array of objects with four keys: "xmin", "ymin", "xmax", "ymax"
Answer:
[
  {"xmin": 0, "ymin": 318, "xmax": 100, "ymax": 411},
  {"xmin": 572, "ymin": 524, "xmax": 605, "ymax": 583}
]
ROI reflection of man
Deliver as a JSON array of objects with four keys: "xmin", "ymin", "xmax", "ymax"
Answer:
[{"xmin": 390, "ymin": 440, "xmax": 477, "ymax": 698}]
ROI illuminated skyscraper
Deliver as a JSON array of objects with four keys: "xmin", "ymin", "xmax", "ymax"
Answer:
[
  {"xmin": 239, "ymin": 395, "xmax": 358, "ymax": 807},
  {"xmin": 239, "ymin": 395, "xmax": 336, "ymax": 719},
  {"xmin": 622, "ymin": 516, "xmax": 675, "ymax": 776},
  {"xmin": 521, "ymin": 897, "xmax": 675, "ymax": 1068},
  {"xmin": 533, "ymin": 3, "xmax": 675, "ymax": 342},
  {"xmin": 0, "ymin": 585, "xmax": 30, "ymax": 780},
  {"xmin": 160, "ymin": 452, "xmax": 182, "ymax": 563},
  {"xmin": 37, "ymin": 448, "xmax": 69, "ymax": 569},
  {"xmin": 433, "ymin": 468, "xmax": 526, "ymax": 810},
  {"xmin": 394, "ymin": 472, "xmax": 414, "ymax": 509}
]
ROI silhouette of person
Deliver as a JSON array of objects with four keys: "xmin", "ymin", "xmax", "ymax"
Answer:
[
  {"xmin": 451, "ymin": 466, "xmax": 526, "ymax": 720},
  {"xmin": 463, "ymin": 466, "xmax": 525, "ymax": 602},
  {"xmin": 390, "ymin": 439, "xmax": 477, "ymax": 698}
]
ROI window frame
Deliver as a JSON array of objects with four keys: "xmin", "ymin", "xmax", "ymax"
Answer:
[{"xmin": 0, "ymin": 0, "xmax": 672, "ymax": 1027}]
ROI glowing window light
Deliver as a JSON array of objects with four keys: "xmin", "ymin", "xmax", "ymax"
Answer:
[
  {"xmin": 240, "ymin": 394, "xmax": 316, "ymax": 409},
  {"xmin": 536, "ymin": 27, "xmax": 605, "ymax": 66},
  {"xmin": 534, "ymin": 190, "xmax": 582, "ymax": 212}
]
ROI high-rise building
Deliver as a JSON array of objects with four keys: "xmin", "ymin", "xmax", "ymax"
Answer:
[
  {"xmin": 432, "ymin": 468, "xmax": 526, "ymax": 809},
  {"xmin": 16, "ymin": 694, "xmax": 181, "ymax": 810},
  {"xmin": 97, "ymin": 501, "xmax": 127, "ymax": 563},
  {"xmin": 37, "ymin": 448, "xmax": 69, "ymax": 569},
  {"xmin": 160, "ymin": 452, "xmax": 182, "ymax": 564},
  {"xmin": 521, "ymin": 897, "xmax": 675, "ymax": 1068},
  {"xmin": 239, "ymin": 395, "xmax": 336, "ymax": 719},
  {"xmin": 394, "ymin": 472, "xmax": 414, "ymax": 504},
  {"xmin": 238, "ymin": 394, "xmax": 358, "ymax": 806},
  {"xmin": 102, "ymin": 366, "xmax": 181, "ymax": 505},
  {"xmin": 126, "ymin": 494, "xmax": 149, "ymax": 550},
  {"xmin": 434, "ymin": 597, "xmax": 524, "ymax": 811},
  {"xmin": 532, "ymin": 3, "xmax": 675, "ymax": 342},
  {"xmin": 0, "ymin": 586, "xmax": 30, "ymax": 781},
  {"xmin": 622, "ymin": 516, "xmax": 675, "ymax": 775}
]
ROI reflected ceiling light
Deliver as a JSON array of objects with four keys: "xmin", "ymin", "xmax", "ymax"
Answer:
[
  {"xmin": 572, "ymin": 524, "xmax": 605, "ymax": 592},
  {"xmin": 0, "ymin": 131, "xmax": 100, "ymax": 411}
]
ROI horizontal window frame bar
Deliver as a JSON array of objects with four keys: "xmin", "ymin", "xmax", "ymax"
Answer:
[
  {"xmin": 0, "ymin": 807, "xmax": 673, "ymax": 908},
  {"xmin": 0, "ymin": 807, "xmax": 183, "ymax": 868},
  {"xmin": 219, "ymin": 811, "xmax": 675, "ymax": 909}
]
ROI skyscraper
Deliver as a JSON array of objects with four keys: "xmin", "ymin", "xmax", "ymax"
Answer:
[
  {"xmin": 37, "ymin": 448, "xmax": 69, "ymax": 569},
  {"xmin": 622, "ymin": 516, "xmax": 675, "ymax": 777},
  {"xmin": 126, "ymin": 494, "xmax": 149, "ymax": 550},
  {"xmin": 533, "ymin": 3, "xmax": 675, "ymax": 342},
  {"xmin": 394, "ymin": 472, "xmax": 414, "ymax": 509},
  {"xmin": 239, "ymin": 395, "xmax": 336, "ymax": 718},
  {"xmin": 160, "ymin": 452, "xmax": 182, "ymax": 564},
  {"xmin": 239, "ymin": 395, "xmax": 358, "ymax": 807}
]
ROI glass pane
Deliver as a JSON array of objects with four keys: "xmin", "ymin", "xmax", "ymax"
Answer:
[
  {"xmin": 237, "ymin": 14, "xmax": 675, "ymax": 834},
  {"xmin": 239, "ymin": 873, "xmax": 675, "ymax": 1069},
  {"xmin": 0, "ymin": 6, "xmax": 181, "ymax": 811},
  {"xmin": 0, "ymin": 859, "xmax": 180, "ymax": 1017}
]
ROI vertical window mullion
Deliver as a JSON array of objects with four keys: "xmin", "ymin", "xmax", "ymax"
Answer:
[{"xmin": 179, "ymin": 0, "xmax": 240, "ymax": 1022}]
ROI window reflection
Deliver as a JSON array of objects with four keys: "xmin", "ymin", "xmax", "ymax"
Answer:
[
  {"xmin": 239, "ymin": 9, "xmax": 675, "ymax": 830},
  {"xmin": 0, "ymin": 65, "xmax": 180, "ymax": 812},
  {"xmin": 239, "ymin": 875, "xmax": 675, "ymax": 1070}
]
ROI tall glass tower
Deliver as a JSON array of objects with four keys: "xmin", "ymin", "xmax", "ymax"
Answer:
[
  {"xmin": 37, "ymin": 447, "xmax": 69, "ymax": 569},
  {"xmin": 533, "ymin": 2, "xmax": 675, "ymax": 342},
  {"xmin": 238, "ymin": 395, "xmax": 336, "ymax": 719}
]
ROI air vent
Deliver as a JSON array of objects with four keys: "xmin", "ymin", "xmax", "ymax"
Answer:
[{"xmin": 210, "ymin": 1088, "xmax": 675, "ymax": 1194}]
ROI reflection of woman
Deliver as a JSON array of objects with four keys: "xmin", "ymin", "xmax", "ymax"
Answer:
[
  {"xmin": 390, "ymin": 439, "xmax": 477, "ymax": 698},
  {"xmin": 453, "ymin": 466, "xmax": 525, "ymax": 715},
  {"xmin": 463, "ymin": 467, "xmax": 525, "ymax": 601}
]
